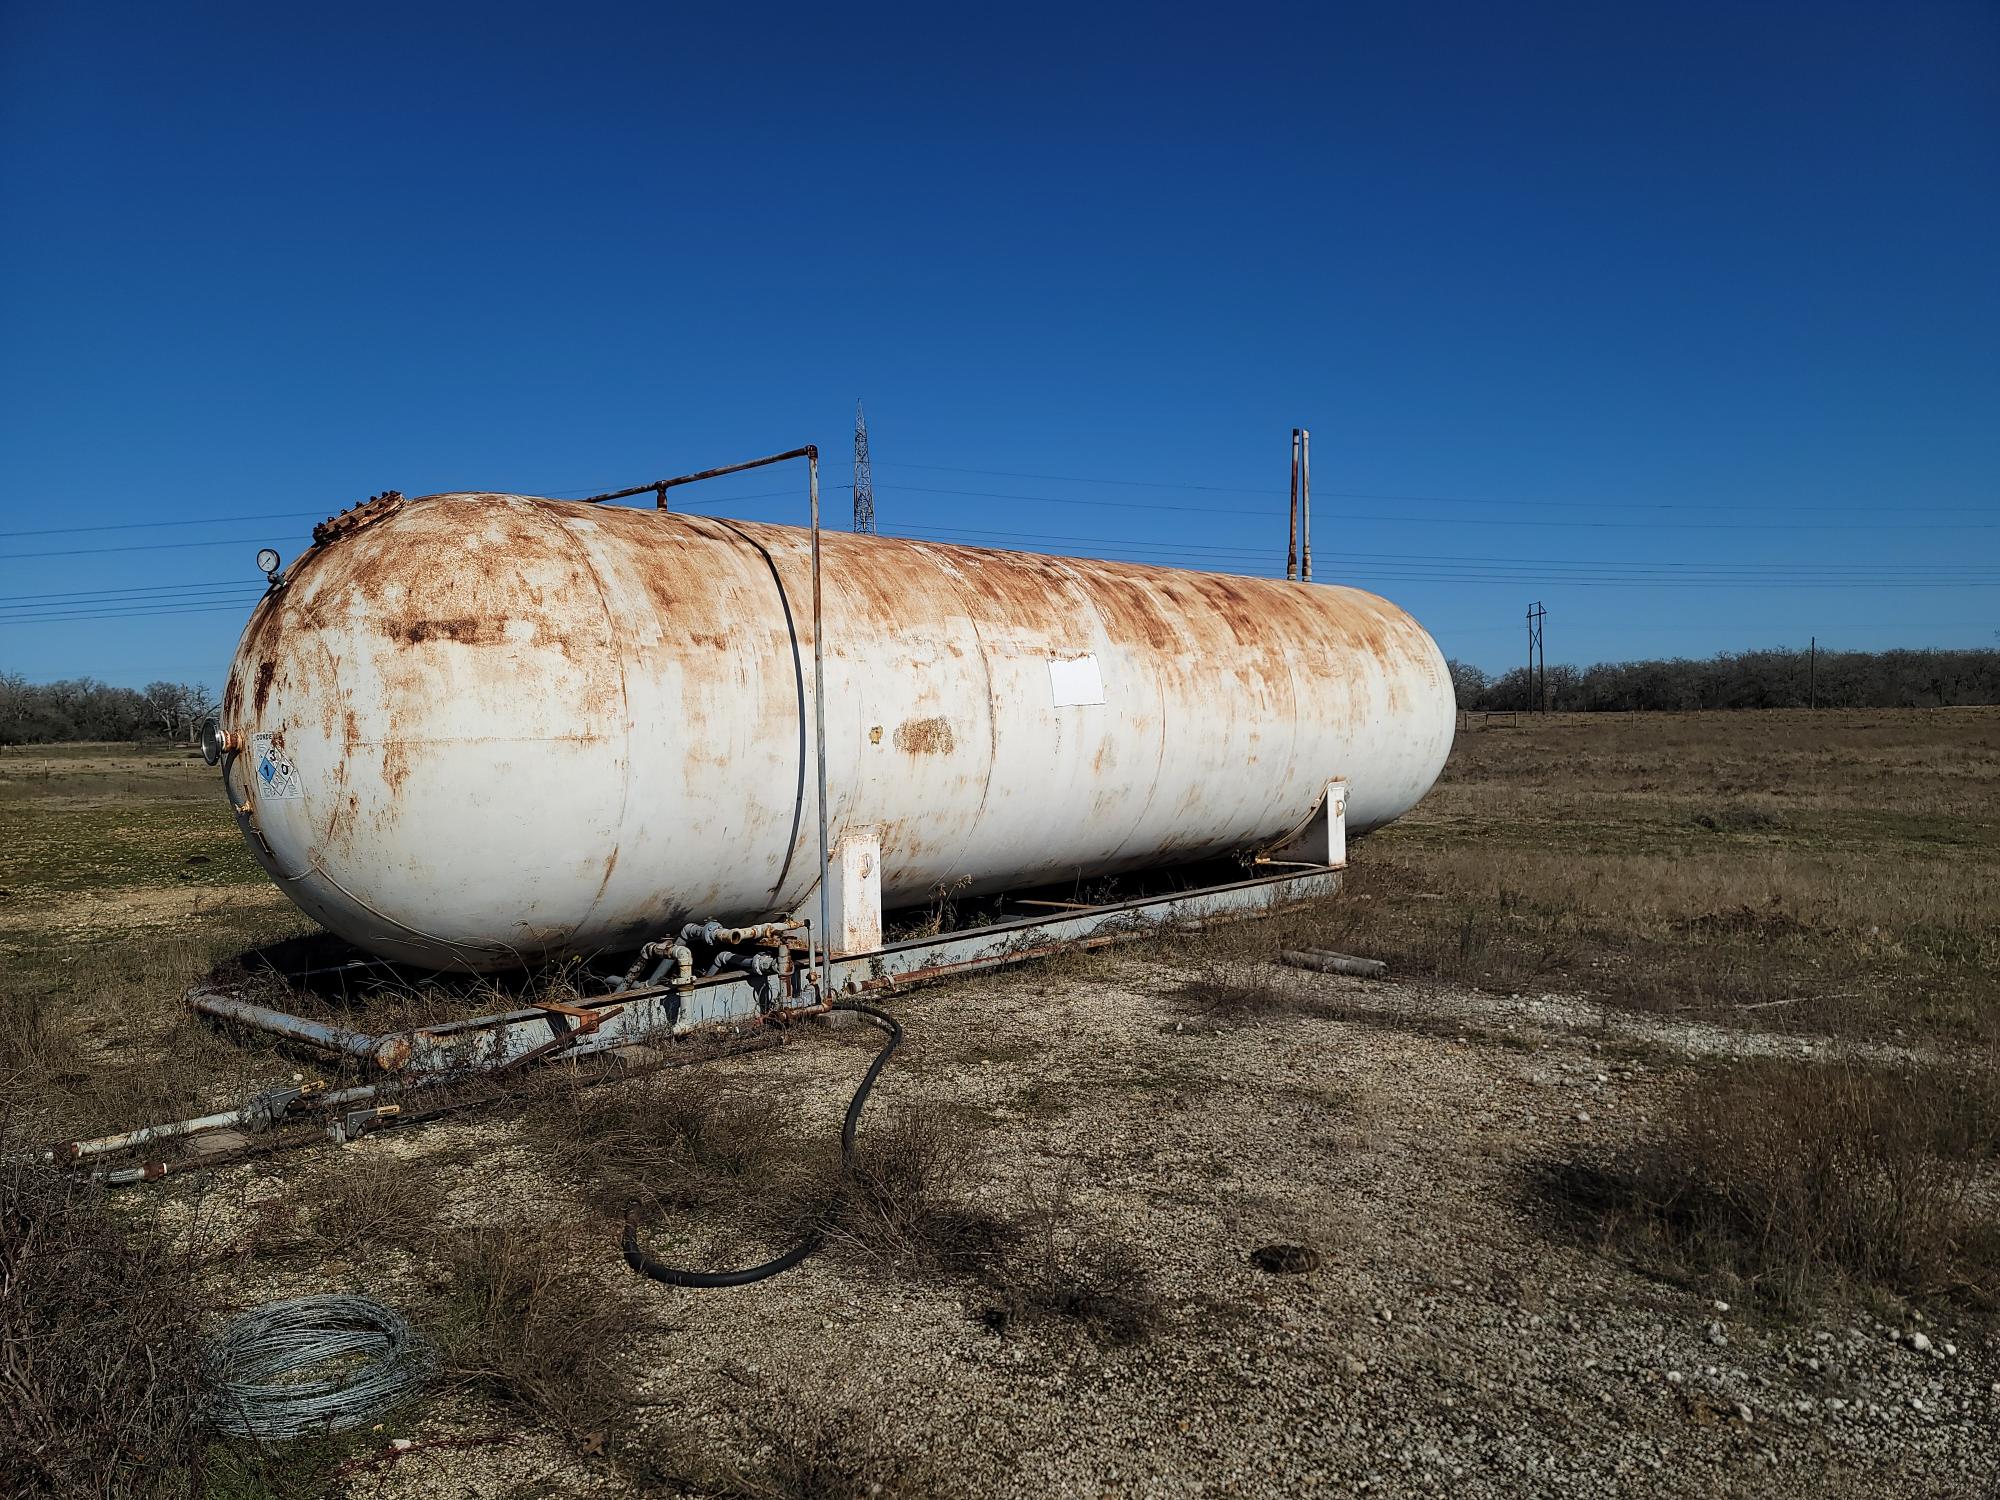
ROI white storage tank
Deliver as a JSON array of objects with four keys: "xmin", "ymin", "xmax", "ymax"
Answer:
[{"xmin": 213, "ymin": 491, "xmax": 1454, "ymax": 970}]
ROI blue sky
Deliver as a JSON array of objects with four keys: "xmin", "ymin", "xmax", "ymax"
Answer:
[{"xmin": 2, "ymin": 0, "xmax": 1994, "ymax": 687}]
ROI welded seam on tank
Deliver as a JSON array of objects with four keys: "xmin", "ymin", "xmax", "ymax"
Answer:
[
  {"xmin": 706, "ymin": 517, "xmax": 810, "ymax": 903},
  {"xmin": 545, "ymin": 501, "xmax": 632, "ymax": 934},
  {"xmin": 281, "ymin": 856, "xmax": 497, "ymax": 967}
]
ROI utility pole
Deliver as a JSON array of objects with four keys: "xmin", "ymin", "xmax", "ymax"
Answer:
[
  {"xmin": 852, "ymin": 400, "xmax": 876, "ymax": 533},
  {"xmin": 1300, "ymin": 427, "xmax": 1312, "ymax": 581},
  {"xmin": 1287, "ymin": 429, "xmax": 1300, "ymax": 580},
  {"xmin": 1526, "ymin": 602, "xmax": 1546, "ymax": 713},
  {"xmin": 1809, "ymin": 636, "xmax": 1817, "ymax": 710}
]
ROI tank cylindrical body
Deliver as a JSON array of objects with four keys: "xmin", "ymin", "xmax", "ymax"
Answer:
[{"xmin": 218, "ymin": 493, "xmax": 1454, "ymax": 970}]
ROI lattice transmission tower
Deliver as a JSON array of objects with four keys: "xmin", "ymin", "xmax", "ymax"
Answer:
[{"xmin": 852, "ymin": 400, "xmax": 876, "ymax": 533}]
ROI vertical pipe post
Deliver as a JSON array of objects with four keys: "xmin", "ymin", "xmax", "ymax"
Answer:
[
  {"xmin": 1287, "ymin": 429, "xmax": 1300, "ymax": 581},
  {"xmin": 809, "ymin": 446, "xmax": 832, "ymax": 993},
  {"xmin": 1300, "ymin": 427, "xmax": 1312, "ymax": 581}
]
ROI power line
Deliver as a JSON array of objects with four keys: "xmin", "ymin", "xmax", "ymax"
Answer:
[
  {"xmin": 0, "ymin": 578, "xmax": 258, "ymax": 605},
  {"xmin": 0, "ymin": 601, "xmax": 264, "ymax": 628},
  {"xmin": 0, "ymin": 593, "xmax": 265, "ymax": 619},
  {"xmin": 889, "ymin": 524, "xmax": 2000, "ymax": 576},
  {"xmin": 3, "ymin": 465, "xmax": 1993, "ymax": 543},
  {"xmin": 865, "ymin": 460, "xmax": 1993, "ymax": 516},
  {"xmin": 0, "ymin": 510, "xmax": 326, "ymax": 539},
  {"xmin": 868, "ymin": 483, "xmax": 1999, "ymax": 531}
]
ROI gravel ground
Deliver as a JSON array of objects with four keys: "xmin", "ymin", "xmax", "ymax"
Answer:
[{"xmin": 193, "ymin": 959, "xmax": 1998, "ymax": 1498}]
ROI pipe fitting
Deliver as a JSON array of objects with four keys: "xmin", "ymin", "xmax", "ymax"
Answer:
[{"xmin": 700, "ymin": 950, "xmax": 780, "ymax": 979}]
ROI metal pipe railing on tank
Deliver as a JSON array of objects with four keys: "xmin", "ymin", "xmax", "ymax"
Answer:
[{"xmin": 582, "ymin": 447, "xmax": 834, "ymax": 999}]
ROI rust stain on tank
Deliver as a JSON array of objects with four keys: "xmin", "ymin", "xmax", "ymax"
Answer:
[
  {"xmin": 895, "ymin": 716, "xmax": 955, "ymax": 754},
  {"xmin": 400, "ymin": 617, "xmax": 504, "ymax": 646},
  {"xmin": 589, "ymin": 847, "xmax": 619, "ymax": 908},
  {"xmin": 381, "ymin": 739, "xmax": 412, "ymax": 794},
  {"xmin": 251, "ymin": 659, "xmax": 277, "ymax": 715}
]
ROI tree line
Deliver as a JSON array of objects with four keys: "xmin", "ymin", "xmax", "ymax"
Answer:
[
  {"xmin": 1448, "ymin": 646, "xmax": 2000, "ymax": 713},
  {"xmin": 5, "ymin": 644, "xmax": 1996, "ymax": 743},
  {"xmin": 0, "ymin": 674, "xmax": 219, "ymax": 746}
]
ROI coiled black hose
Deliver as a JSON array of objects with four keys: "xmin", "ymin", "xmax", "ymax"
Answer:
[{"xmin": 621, "ymin": 1000, "xmax": 902, "ymax": 1289}]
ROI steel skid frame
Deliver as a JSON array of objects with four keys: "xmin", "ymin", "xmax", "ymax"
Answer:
[
  {"xmin": 55, "ymin": 784, "xmax": 1350, "ymax": 1179},
  {"xmin": 189, "ymin": 862, "xmax": 1342, "ymax": 1078}
]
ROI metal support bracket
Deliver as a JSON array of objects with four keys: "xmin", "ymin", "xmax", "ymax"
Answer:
[
  {"xmin": 1260, "ymin": 780, "xmax": 1347, "ymax": 870},
  {"xmin": 824, "ymin": 829, "xmax": 884, "ymax": 956}
]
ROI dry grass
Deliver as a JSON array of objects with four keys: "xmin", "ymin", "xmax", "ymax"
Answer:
[
  {"xmin": 730, "ymin": 1397, "xmax": 935, "ymax": 1500},
  {"xmin": 1, "ymin": 913, "xmax": 318, "ymax": 1145},
  {"xmin": 0, "ymin": 1147, "xmax": 209, "ymax": 1499},
  {"xmin": 972, "ymin": 1173, "xmax": 1163, "ymax": 1346},
  {"xmin": 242, "ymin": 1155, "xmax": 444, "ymax": 1261},
  {"xmin": 786, "ymin": 1099, "xmax": 1017, "ymax": 1275},
  {"xmin": 1174, "ymin": 707, "xmax": 2000, "ymax": 1043},
  {"xmin": 1533, "ymin": 1057, "xmax": 2000, "ymax": 1315},
  {"xmin": 430, "ymin": 1224, "xmax": 649, "ymax": 1447},
  {"xmin": 616, "ymin": 1384, "xmax": 937, "ymax": 1500},
  {"xmin": 1167, "ymin": 962, "xmax": 1301, "ymax": 1025},
  {"xmin": 6, "ymin": 714, "xmax": 1997, "ymax": 1491}
]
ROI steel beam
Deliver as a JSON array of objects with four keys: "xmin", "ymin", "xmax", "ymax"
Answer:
[{"xmin": 193, "ymin": 865, "xmax": 1341, "ymax": 1077}]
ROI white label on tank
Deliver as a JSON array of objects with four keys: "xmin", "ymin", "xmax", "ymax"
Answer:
[
  {"xmin": 251, "ymin": 733, "xmax": 302, "ymax": 799},
  {"xmin": 1048, "ymin": 654, "xmax": 1105, "ymax": 707}
]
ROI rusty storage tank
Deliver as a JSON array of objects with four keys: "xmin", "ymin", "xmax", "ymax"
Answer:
[{"xmin": 214, "ymin": 491, "xmax": 1454, "ymax": 970}]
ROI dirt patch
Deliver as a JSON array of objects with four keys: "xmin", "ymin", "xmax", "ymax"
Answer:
[{"xmin": 0, "ymin": 882, "xmax": 290, "ymax": 935}]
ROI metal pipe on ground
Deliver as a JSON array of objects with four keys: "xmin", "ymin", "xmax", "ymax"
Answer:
[
  {"xmin": 190, "ymin": 990, "xmax": 386, "ymax": 1061},
  {"xmin": 48, "ymin": 1082, "xmax": 386, "ymax": 1163},
  {"xmin": 1280, "ymin": 948, "xmax": 1386, "ymax": 979}
]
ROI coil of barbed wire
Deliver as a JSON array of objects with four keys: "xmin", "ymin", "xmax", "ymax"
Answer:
[{"xmin": 204, "ymin": 1295, "xmax": 430, "ymax": 1441}]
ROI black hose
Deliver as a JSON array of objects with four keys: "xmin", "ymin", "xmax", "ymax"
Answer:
[{"xmin": 620, "ymin": 1000, "xmax": 902, "ymax": 1289}]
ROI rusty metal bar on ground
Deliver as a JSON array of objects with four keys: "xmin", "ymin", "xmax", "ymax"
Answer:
[
  {"xmin": 213, "ymin": 866, "xmax": 1343, "ymax": 1078},
  {"xmin": 1280, "ymin": 947, "xmax": 1384, "ymax": 979},
  {"xmin": 51, "ymin": 1034, "xmax": 789, "ymax": 1184}
]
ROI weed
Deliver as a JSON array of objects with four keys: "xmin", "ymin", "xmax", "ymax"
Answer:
[
  {"xmin": 1690, "ymin": 804, "xmax": 1781, "ymax": 834},
  {"xmin": 898, "ymin": 875, "xmax": 976, "ymax": 940},
  {"xmin": 0, "ymin": 1146, "xmax": 209, "ymax": 1499},
  {"xmin": 430, "ymin": 1224, "xmax": 648, "ymax": 1445},
  {"xmin": 816, "ymin": 1100, "xmax": 1017, "ymax": 1273},
  {"xmin": 1530, "ymin": 1057, "xmax": 2000, "ymax": 1313},
  {"xmin": 245, "ymin": 1155, "xmax": 442, "ymax": 1261},
  {"xmin": 975, "ymin": 1174, "xmax": 1162, "ymax": 1346},
  {"xmin": 525, "ymin": 1065, "xmax": 793, "ymax": 1223},
  {"xmin": 618, "ymin": 1388, "xmax": 936, "ymax": 1500},
  {"xmin": 736, "ymin": 1398, "xmax": 934, "ymax": 1500},
  {"xmin": 1168, "ymin": 962, "xmax": 1305, "ymax": 1025}
]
